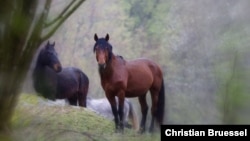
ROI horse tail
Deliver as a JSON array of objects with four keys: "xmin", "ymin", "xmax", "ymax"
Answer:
[
  {"xmin": 78, "ymin": 70, "xmax": 89, "ymax": 107},
  {"xmin": 156, "ymin": 79, "xmax": 165, "ymax": 125},
  {"xmin": 128, "ymin": 100, "xmax": 139, "ymax": 131}
]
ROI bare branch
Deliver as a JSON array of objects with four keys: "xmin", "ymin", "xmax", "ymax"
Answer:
[
  {"xmin": 43, "ymin": 0, "xmax": 76, "ymax": 28},
  {"xmin": 21, "ymin": 0, "xmax": 52, "ymax": 60},
  {"xmin": 40, "ymin": 0, "xmax": 85, "ymax": 42}
]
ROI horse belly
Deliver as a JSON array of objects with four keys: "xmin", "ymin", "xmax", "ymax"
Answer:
[
  {"xmin": 57, "ymin": 70, "xmax": 79, "ymax": 99},
  {"xmin": 58, "ymin": 80, "xmax": 78, "ymax": 98},
  {"xmin": 126, "ymin": 69, "xmax": 153, "ymax": 97}
]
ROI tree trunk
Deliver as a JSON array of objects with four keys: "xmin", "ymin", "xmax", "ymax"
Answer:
[{"xmin": 0, "ymin": 0, "xmax": 85, "ymax": 134}]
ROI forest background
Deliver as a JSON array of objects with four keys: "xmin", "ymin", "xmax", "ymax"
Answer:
[{"xmin": 22, "ymin": 0, "xmax": 250, "ymax": 125}]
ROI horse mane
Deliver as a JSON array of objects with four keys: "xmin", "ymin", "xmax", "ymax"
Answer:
[
  {"xmin": 116, "ymin": 55, "xmax": 123, "ymax": 59},
  {"xmin": 116, "ymin": 55, "xmax": 126, "ymax": 65}
]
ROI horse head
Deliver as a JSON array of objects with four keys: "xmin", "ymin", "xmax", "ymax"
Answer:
[
  {"xmin": 38, "ymin": 41, "xmax": 62, "ymax": 72},
  {"xmin": 93, "ymin": 33, "xmax": 113, "ymax": 69}
]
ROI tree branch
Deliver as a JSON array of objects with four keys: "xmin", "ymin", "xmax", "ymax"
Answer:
[
  {"xmin": 20, "ymin": 0, "xmax": 52, "ymax": 64},
  {"xmin": 28, "ymin": 0, "xmax": 52, "ymax": 46},
  {"xmin": 40, "ymin": 0, "xmax": 85, "ymax": 42},
  {"xmin": 43, "ymin": 0, "xmax": 76, "ymax": 28}
]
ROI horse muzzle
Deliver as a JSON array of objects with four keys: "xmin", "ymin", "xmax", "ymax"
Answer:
[
  {"xmin": 53, "ymin": 63, "xmax": 62, "ymax": 72},
  {"xmin": 98, "ymin": 63, "xmax": 106, "ymax": 69}
]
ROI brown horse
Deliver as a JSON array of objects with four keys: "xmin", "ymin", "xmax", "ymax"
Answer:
[{"xmin": 92, "ymin": 34, "xmax": 165, "ymax": 133}]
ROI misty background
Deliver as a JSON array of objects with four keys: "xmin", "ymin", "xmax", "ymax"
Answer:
[{"xmin": 22, "ymin": 0, "xmax": 250, "ymax": 125}]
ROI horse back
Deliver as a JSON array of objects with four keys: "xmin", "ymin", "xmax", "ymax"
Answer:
[
  {"xmin": 56, "ymin": 67, "xmax": 88, "ymax": 99},
  {"xmin": 125, "ymin": 58, "xmax": 163, "ymax": 97}
]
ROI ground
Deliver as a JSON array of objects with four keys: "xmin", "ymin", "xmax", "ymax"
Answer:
[{"xmin": 8, "ymin": 93, "xmax": 160, "ymax": 141}]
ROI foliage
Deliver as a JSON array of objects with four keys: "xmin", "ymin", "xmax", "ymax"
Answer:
[
  {"xmin": 22, "ymin": 0, "xmax": 250, "ymax": 126},
  {"xmin": 215, "ymin": 26, "xmax": 250, "ymax": 124}
]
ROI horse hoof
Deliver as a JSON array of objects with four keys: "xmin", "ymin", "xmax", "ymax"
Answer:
[
  {"xmin": 149, "ymin": 128, "xmax": 154, "ymax": 133},
  {"xmin": 115, "ymin": 128, "xmax": 124, "ymax": 134},
  {"xmin": 138, "ymin": 128, "xmax": 145, "ymax": 134}
]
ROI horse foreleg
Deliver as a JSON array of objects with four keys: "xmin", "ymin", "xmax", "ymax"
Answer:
[
  {"xmin": 117, "ymin": 92, "xmax": 125, "ymax": 131},
  {"xmin": 107, "ymin": 95, "xmax": 119, "ymax": 132},
  {"xmin": 138, "ymin": 94, "xmax": 148, "ymax": 134}
]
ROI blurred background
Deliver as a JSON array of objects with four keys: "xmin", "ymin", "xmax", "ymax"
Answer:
[{"xmin": 21, "ymin": 0, "xmax": 250, "ymax": 126}]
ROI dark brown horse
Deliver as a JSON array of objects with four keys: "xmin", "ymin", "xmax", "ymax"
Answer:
[
  {"xmin": 33, "ymin": 41, "xmax": 89, "ymax": 107},
  {"xmin": 93, "ymin": 34, "xmax": 165, "ymax": 133}
]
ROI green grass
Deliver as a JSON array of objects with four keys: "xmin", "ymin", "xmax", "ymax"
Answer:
[{"xmin": 10, "ymin": 93, "xmax": 160, "ymax": 141}]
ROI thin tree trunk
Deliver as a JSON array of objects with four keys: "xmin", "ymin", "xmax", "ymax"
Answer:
[{"xmin": 0, "ymin": 0, "xmax": 86, "ymax": 134}]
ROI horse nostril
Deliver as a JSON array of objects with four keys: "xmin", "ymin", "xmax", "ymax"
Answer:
[
  {"xmin": 98, "ymin": 63, "xmax": 106, "ymax": 69},
  {"xmin": 57, "ymin": 65, "xmax": 62, "ymax": 72},
  {"xmin": 54, "ymin": 64, "xmax": 62, "ymax": 72}
]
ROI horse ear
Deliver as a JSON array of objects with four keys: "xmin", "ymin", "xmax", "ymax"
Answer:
[
  {"xmin": 94, "ymin": 33, "xmax": 98, "ymax": 41},
  {"xmin": 105, "ymin": 34, "xmax": 109, "ymax": 41},
  {"xmin": 52, "ymin": 41, "xmax": 55, "ymax": 46},
  {"xmin": 45, "ymin": 41, "xmax": 50, "ymax": 49}
]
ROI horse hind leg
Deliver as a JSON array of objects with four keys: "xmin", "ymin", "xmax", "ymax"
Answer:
[
  {"xmin": 127, "ymin": 99, "xmax": 139, "ymax": 131},
  {"xmin": 138, "ymin": 94, "xmax": 148, "ymax": 134},
  {"xmin": 78, "ymin": 85, "xmax": 88, "ymax": 107},
  {"xmin": 68, "ymin": 94, "xmax": 78, "ymax": 106},
  {"xmin": 77, "ymin": 71, "xmax": 89, "ymax": 107},
  {"xmin": 149, "ymin": 89, "xmax": 159, "ymax": 133},
  {"xmin": 124, "ymin": 122, "xmax": 132, "ymax": 129},
  {"xmin": 78, "ymin": 91, "xmax": 86, "ymax": 107},
  {"xmin": 123, "ymin": 101, "xmax": 132, "ymax": 129}
]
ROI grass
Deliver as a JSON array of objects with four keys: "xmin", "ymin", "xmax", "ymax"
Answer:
[{"xmin": 9, "ymin": 93, "xmax": 160, "ymax": 141}]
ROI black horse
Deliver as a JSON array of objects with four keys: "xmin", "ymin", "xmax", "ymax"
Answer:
[{"xmin": 32, "ymin": 41, "xmax": 89, "ymax": 107}]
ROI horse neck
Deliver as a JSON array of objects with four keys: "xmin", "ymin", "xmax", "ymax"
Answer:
[
  {"xmin": 33, "ymin": 61, "xmax": 42, "ymax": 75},
  {"xmin": 33, "ymin": 61, "xmax": 55, "ymax": 81},
  {"xmin": 33, "ymin": 61, "xmax": 46, "ymax": 76},
  {"xmin": 99, "ymin": 53, "xmax": 118, "ymax": 78}
]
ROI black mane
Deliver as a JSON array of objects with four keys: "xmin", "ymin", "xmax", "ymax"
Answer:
[{"xmin": 94, "ymin": 38, "xmax": 113, "ymax": 63}]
